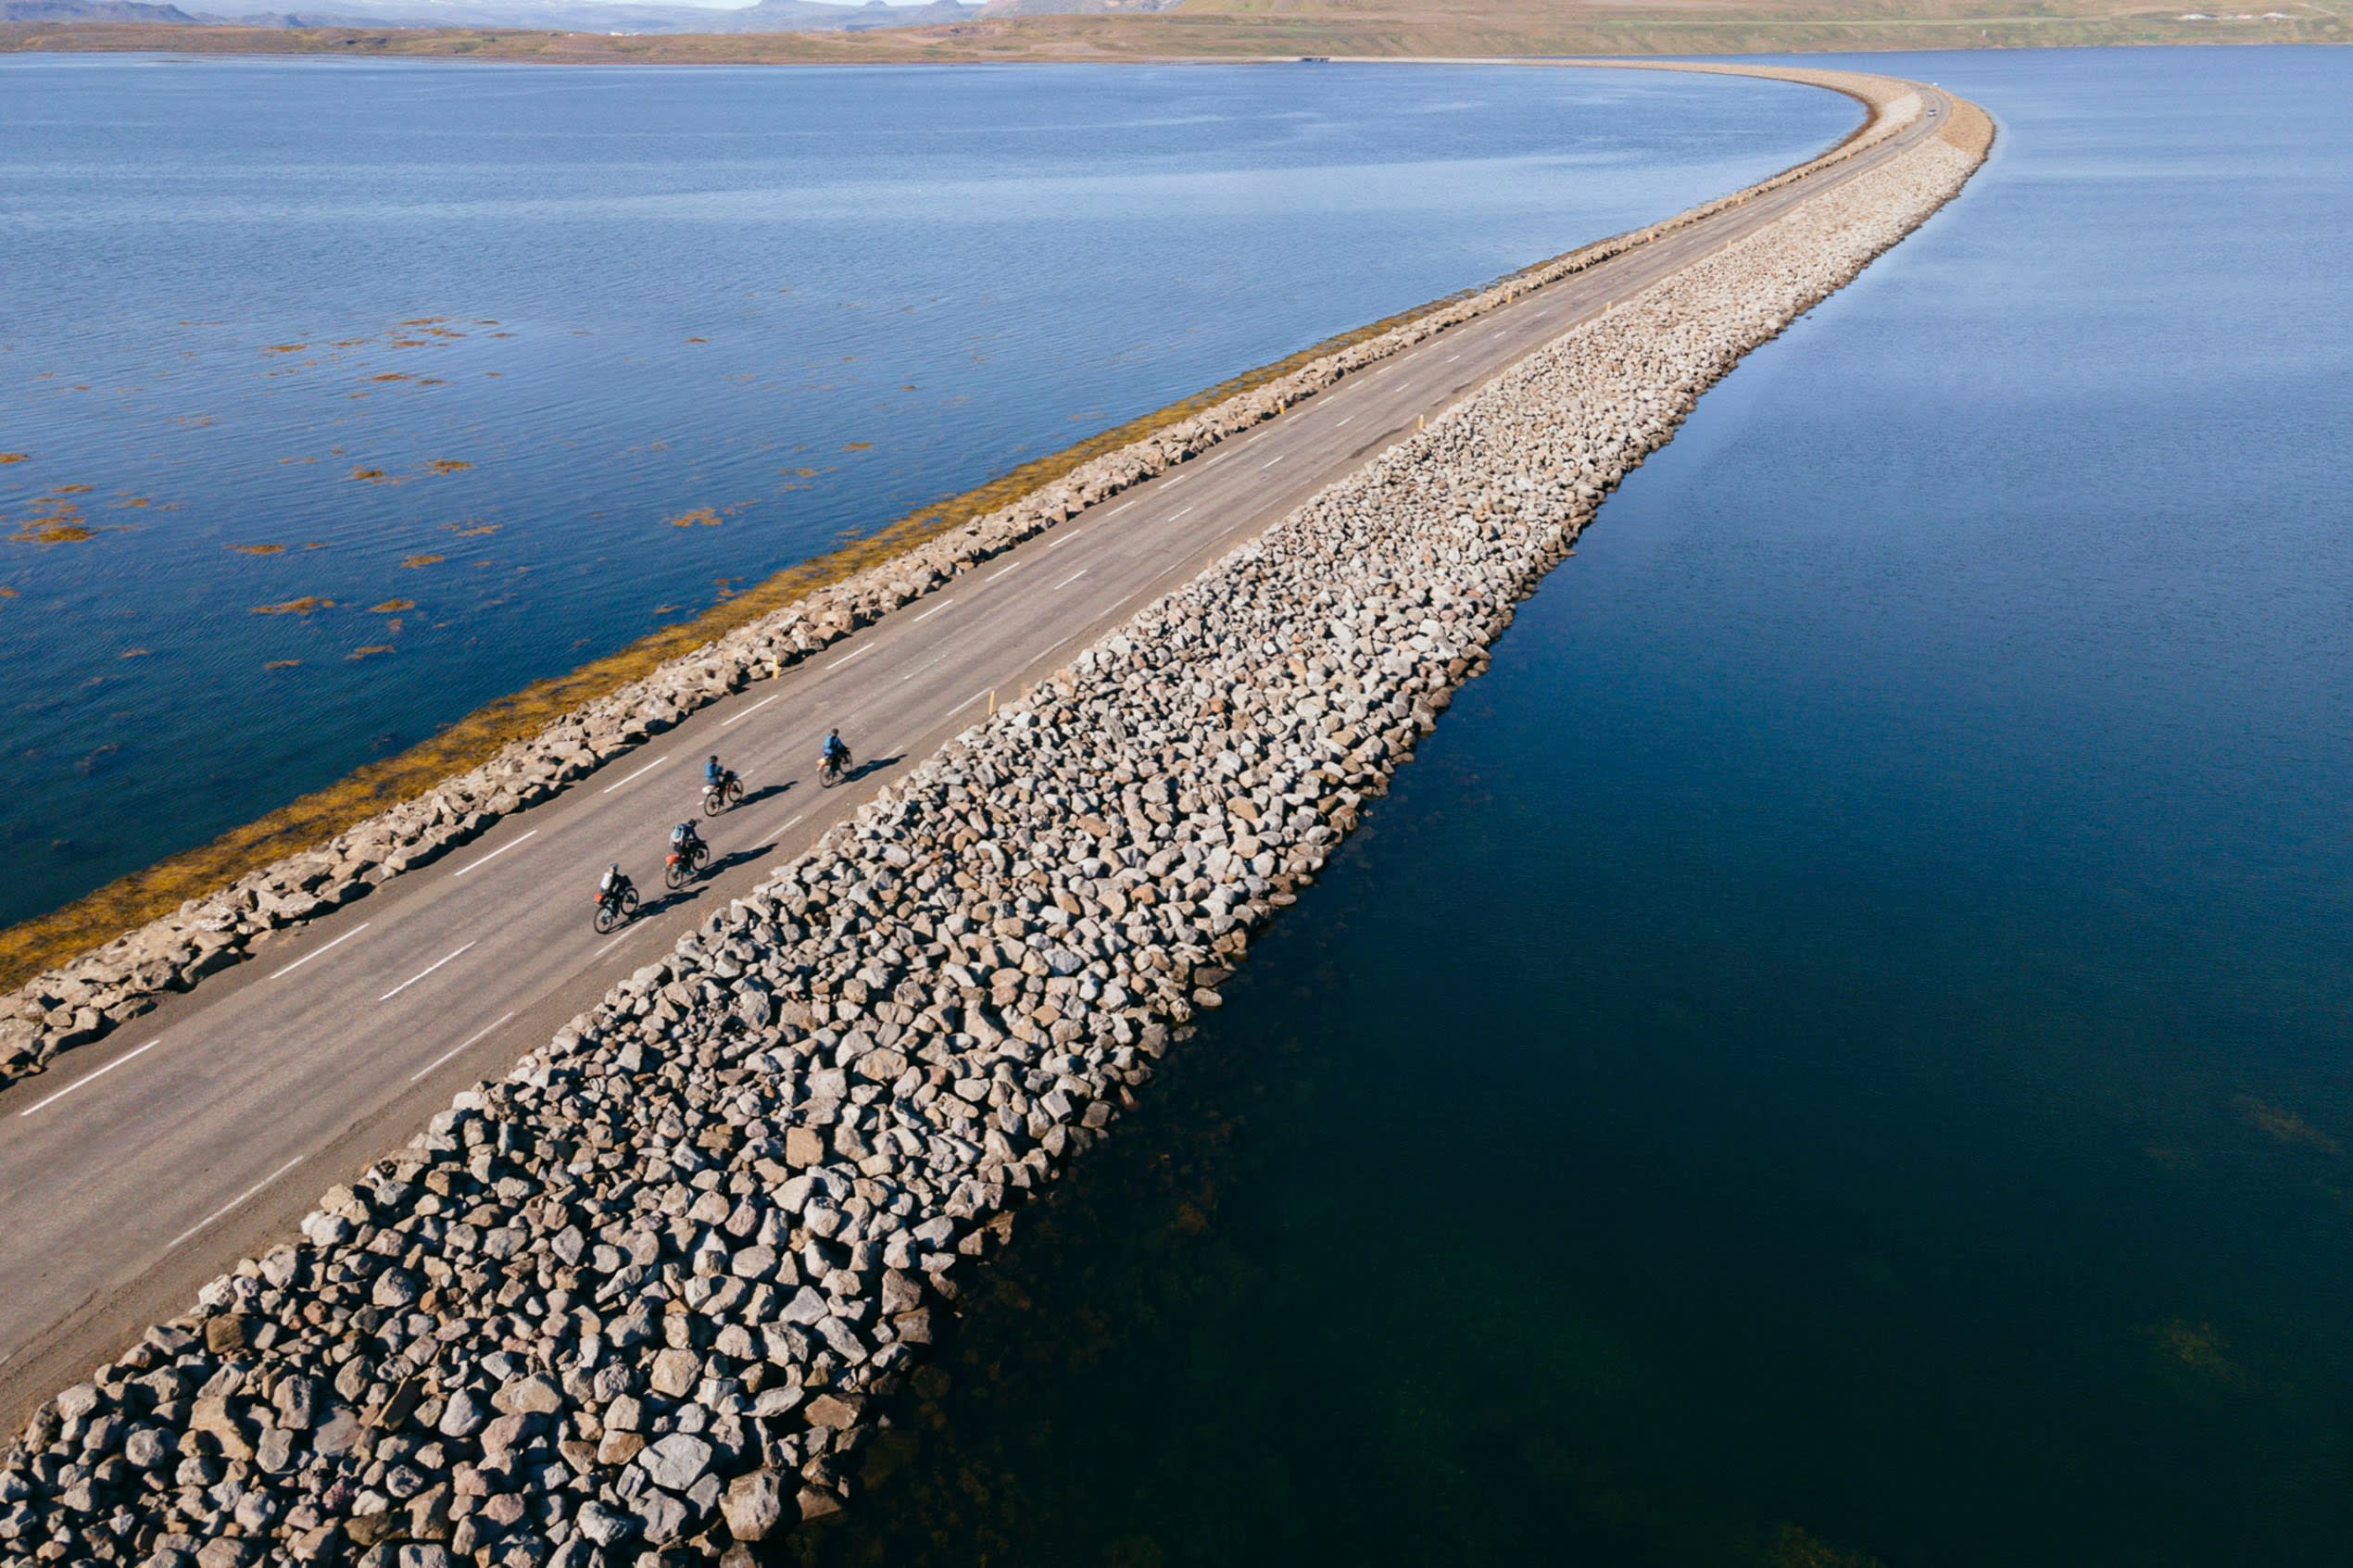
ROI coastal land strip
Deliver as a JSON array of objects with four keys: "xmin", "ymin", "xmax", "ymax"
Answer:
[
  {"xmin": 0, "ymin": 59, "xmax": 1929, "ymax": 1419},
  {"xmin": 0, "ymin": 65, "xmax": 1993, "ymax": 1565},
  {"xmin": 0, "ymin": 0, "xmax": 2338, "ymax": 61},
  {"xmin": 0, "ymin": 56, "xmax": 1910, "ymax": 1085}
]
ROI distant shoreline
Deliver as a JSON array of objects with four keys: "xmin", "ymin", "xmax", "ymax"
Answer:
[{"xmin": 1, "ymin": 9, "xmax": 2341, "ymax": 63}]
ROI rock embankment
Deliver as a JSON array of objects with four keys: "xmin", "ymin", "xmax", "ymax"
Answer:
[
  {"xmin": 0, "ymin": 93, "xmax": 1988, "ymax": 1566},
  {"xmin": 0, "ymin": 68, "xmax": 1928, "ymax": 1093}
]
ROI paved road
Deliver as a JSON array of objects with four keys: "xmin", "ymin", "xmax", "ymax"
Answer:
[{"xmin": 0, "ymin": 82, "xmax": 1951, "ymax": 1427}]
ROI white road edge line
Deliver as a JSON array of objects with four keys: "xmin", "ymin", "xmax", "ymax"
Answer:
[
  {"xmin": 986, "ymin": 559, "xmax": 1025, "ymax": 583},
  {"xmin": 592, "ymin": 927, "xmax": 641, "ymax": 960},
  {"xmin": 826, "ymin": 645, "xmax": 873, "ymax": 671},
  {"xmin": 1335, "ymin": 415, "xmax": 1355, "ymax": 428},
  {"xmin": 1108, "ymin": 499, "xmax": 1138, "ymax": 516},
  {"xmin": 17, "ymin": 1038, "xmax": 160, "ymax": 1119},
  {"xmin": 409, "ymin": 1010, "xmax": 517, "ymax": 1084},
  {"xmin": 1171, "ymin": 505, "xmax": 1195, "ymax": 520},
  {"xmin": 721, "ymin": 692, "xmax": 781, "ymax": 728},
  {"xmin": 379, "ymin": 941, "xmax": 477, "ymax": 1003},
  {"xmin": 452, "ymin": 829, "xmax": 536, "ymax": 879},
  {"xmin": 167, "ymin": 1154, "xmax": 304, "ymax": 1252},
  {"xmin": 950, "ymin": 688, "xmax": 989, "ymax": 717},
  {"xmin": 269, "ymin": 922, "xmax": 371, "ymax": 980},
  {"xmin": 1261, "ymin": 453, "xmax": 1286, "ymax": 469},
  {"xmin": 913, "ymin": 600, "xmax": 951, "ymax": 622},
  {"xmin": 1053, "ymin": 569, "xmax": 1088, "ymax": 590},
  {"xmin": 764, "ymin": 811, "xmax": 808, "ymax": 847},
  {"xmin": 600, "ymin": 754, "xmax": 670, "ymax": 795}
]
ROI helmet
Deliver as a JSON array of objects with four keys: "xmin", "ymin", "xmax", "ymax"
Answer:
[{"xmin": 607, "ymin": 863, "xmax": 619, "ymax": 874}]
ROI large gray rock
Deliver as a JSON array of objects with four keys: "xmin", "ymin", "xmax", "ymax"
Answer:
[{"xmin": 638, "ymin": 1431, "xmax": 713, "ymax": 1494}]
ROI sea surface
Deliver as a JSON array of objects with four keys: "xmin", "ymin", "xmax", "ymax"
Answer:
[
  {"xmin": 799, "ymin": 46, "xmax": 2353, "ymax": 1568},
  {"xmin": 0, "ymin": 56, "xmax": 1854, "ymax": 930}
]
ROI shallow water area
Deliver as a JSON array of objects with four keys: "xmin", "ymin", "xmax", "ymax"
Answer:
[
  {"xmin": 801, "ymin": 46, "xmax": 2353, "ymax": 1568},
  {"xmin": 0, "ymin": 56, "xmax": 1854, "ymax": 932}
]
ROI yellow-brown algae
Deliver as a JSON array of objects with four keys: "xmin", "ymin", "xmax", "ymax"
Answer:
[
  {"xmin": 228, "ymin": 544, "xmax": 287, "ymax": 556},
  {"xmin": 369, "ymin": 598, "xmax": 415, "ymax": 613},
  {"xmin": 8, "ymin": 523, "xmax": 95, "ymax": 545},
  {"xmin": 400, "ymin": 554, "xmax": 445, "ymax": 568},
  {"xmin": 250, "ymin": 597, "xmax": 333, "ymax": 616}
]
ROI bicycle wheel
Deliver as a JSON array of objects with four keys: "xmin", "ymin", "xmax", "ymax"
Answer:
[{"xmin": 594, "ymin": 900, "xmax": 619, "ymax": 935}]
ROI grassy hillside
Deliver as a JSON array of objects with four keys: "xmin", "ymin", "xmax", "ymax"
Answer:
[{"xmin": 1, "ymin": 0, "xmax": 2341, "ymax": 58}]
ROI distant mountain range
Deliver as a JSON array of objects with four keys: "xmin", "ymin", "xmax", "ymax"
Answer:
[{"xmin": 0, "ymin": 0, "xmax": 995, "ymax": 31}]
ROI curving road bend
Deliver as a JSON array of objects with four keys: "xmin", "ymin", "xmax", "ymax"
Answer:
[{"xmin": 0, "ymin": 81, "xmax": 1953, "ymax": 1430}]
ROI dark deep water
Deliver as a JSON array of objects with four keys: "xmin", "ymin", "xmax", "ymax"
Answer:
[
  {"xmin": 0, "ymin": 57, "xmax": 1852, "ymax": 931},
  {"xmin": 803, "ymin": 47, "xmax": 2353, "ymax": 1568}
]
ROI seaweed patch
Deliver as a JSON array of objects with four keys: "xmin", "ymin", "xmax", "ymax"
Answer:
[
  {"xmin": 2236, "ymin": 1097, "xmax": 2340, "ymax": 1155},
  {"xmin": 8, "ymin": 523, "xmax": 96, "ymax": 545}
]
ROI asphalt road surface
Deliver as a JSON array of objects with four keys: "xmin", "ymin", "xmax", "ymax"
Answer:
[{"xmin": 0, "ymin": 84, "xmax": 1952, "ymax": 1430}]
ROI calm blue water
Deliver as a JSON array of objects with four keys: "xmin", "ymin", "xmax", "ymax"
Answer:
[
  {"xmin": 803, "ymin": 47, "xmax": 2353, "ymax": 1568},
  {"xmin": 0, "ymin": 57, "xmax": 1853, "ymax": 929}
]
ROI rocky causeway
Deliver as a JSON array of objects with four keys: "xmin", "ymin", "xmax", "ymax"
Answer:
[{"xmin": 0, "ymin": 67, "xmax": 1991, "ymax": 1567}]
